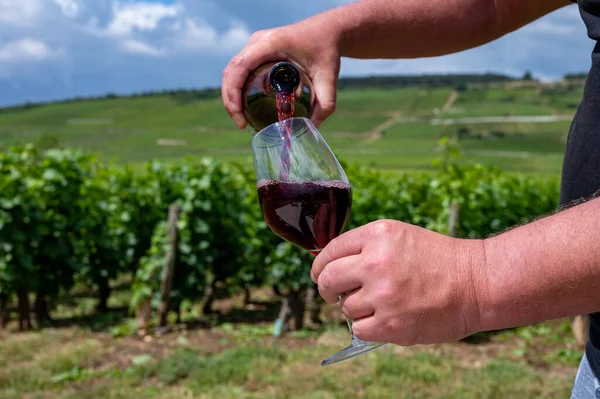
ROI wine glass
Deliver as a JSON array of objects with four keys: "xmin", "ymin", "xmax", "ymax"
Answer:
[{"xmin": 251, "ymin": 117, "xmax": 387, "ymax": 366}]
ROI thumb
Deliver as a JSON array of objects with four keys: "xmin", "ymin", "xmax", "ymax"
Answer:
[{"xmin": 310, "ymin": 63, "xmax": 340, "ymax": 127}]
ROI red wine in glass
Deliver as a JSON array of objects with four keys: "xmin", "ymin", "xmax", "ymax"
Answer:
[{"xmin": 257, "ymin": 179, "xmax": 351, "ymax": 255}]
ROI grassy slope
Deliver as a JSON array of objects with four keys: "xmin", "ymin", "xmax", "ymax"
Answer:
[
  {"xmin": 0, "ymin": 83, "xmax": 583, "ymax": 174},
  {"xmin": 0, "ymin": 287, "xmax": 581, "ymax": 399}
]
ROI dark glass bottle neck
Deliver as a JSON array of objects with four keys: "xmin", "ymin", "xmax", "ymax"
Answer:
[{"xmin": 269, "ymin": 62, "xmax": 300, "ymax": 94}]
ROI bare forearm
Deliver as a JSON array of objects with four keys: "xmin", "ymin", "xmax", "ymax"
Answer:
[
  {"xmin": 304, "ymin": 0, "xmax": 570, "ymax": 59},
  {"xmin": 479, "ymin": 197, "xmax": 600, "ymax": 332}
]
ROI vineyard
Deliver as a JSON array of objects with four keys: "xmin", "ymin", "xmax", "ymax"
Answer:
[
  {"xmin": 0, "ymin": 77, "xmax": 579, "ymax": 397},
  {"xmin": 0, "ymin": 142, "xmax": 560, "ymax": 334},
  {"xmin": 1, "ymin": 139, "xmax": 586, "ymax": 398}
]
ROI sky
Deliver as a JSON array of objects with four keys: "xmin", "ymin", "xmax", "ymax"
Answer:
[{"xmin": 0, "ymin": 0, "xmax": 593, "ymax": 106}]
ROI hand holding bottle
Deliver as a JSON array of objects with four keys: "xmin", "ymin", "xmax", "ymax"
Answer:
[{"xmin": 222, "ymin": 19, "xmax": 342, "ymax": 129}]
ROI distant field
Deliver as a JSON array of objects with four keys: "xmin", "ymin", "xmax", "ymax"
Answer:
[{"xmin": 0, "ymin": 82, "xmax": 583, "ymax": 175}]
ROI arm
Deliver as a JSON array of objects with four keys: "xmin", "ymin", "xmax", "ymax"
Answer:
[
  {"xmin": 222, "ymin": 0, "xmax": 571, "ymax": 128},
  {"xmin": 480, "ymin": 196, "xmax": 600, "ymax": 332},
  {"xmin": 327, "ymin": 0, "xmax": 571, "ymax": 59}
]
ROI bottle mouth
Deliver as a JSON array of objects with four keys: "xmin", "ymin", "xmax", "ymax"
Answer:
[{"xmin": 269, "ymin": 62, "xmax": 300, "ymax": 93}]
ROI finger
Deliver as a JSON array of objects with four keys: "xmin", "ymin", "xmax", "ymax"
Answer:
[
  {"xmin": 310, "ymin": 63, "xmax": 340, "ymax": 127},
  {"xmin": 311, "ymin": 226, "xmax": 365, "ymax": 283},
  {"xmin": 340, "ymin": 289, "xmax": 375, "ymax": 321},
  {"xmin": 351, "ymin": 315, "xmax": 382, "ymax": 343},
  {"xmin": 222, "ymin": 40, "xmax": 289, "ymax": 129},
  {"xmin": 315, "ymin": 255, "xmax": 363, "ymax": 304},
  {"xmin": 222, "ymin": 53, "xmax": 252, "ymax": 129}
]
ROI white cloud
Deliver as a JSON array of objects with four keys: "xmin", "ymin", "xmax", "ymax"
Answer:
[
  {"xmin": 71, "ymin": 2, "xmax": 250, "ymax": 57},
  {"xmin": 524, "ymin": 5, "xmax": 584, "ymax": 36},
  {"xmin": 0, "ymin": 0, "xmax": 43, "ymax": 26},
  {"xmin": 0, "ymin": 39, "xmax": 54, "ymax": 62},
  {"xmin": 54, "ymin": 0, "xmax": 79, "ymax": 18},
  {"xmin": 529, "ymin": 19, "xmax": 578, "ymax": 35},
  {"xmin": 107, "ymin": 2, "xmax": 181, "ymax": 36},
  {"xmin": 180, "ymin": 19, "xmax": 217, "ymax": 48},
  {"xmin": 220, "ymin": 22, "xmax": 252, "ymax": 50},
  {"xmin": 122, "ymin": 39, "xmax": 164, "ymax": 57},
  {"xmin": 178, "ymin": 18, "xmax": 250, "ymax": 52}
]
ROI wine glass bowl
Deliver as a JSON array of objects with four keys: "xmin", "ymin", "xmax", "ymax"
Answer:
[{"xmin": 251, "ymin": 117, "xmax": 387, "ymax": 366}]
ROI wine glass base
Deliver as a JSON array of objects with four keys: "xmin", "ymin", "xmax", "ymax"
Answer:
[{"xmin": 321, "ymin": 338, "xmax": 387, "ymax": 367}]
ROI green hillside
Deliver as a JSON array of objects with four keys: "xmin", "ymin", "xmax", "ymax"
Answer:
[{"xmin": 0, "ymin": 80, "xmax": 584, "ymax": 174}]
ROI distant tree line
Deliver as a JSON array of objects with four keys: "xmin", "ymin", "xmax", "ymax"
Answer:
[
  {"xmin": 564, "ymin": 72, "xmax": 588, "ymax": 81},
  {"xmin": 0, "ymin": 71, "xmax": 590, "ymax": 111},
  {"xmin": 336, "ymin": 73, "xmax": 517, "ymax": 90},
  {"xmin": 0, "ymin": 87, "xmax": 222, "ymax": 113}
]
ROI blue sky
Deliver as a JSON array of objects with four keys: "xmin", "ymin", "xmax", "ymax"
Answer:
[{"xmin": 0, "ymin": 0, "xmax": 593, "ymax": 106}]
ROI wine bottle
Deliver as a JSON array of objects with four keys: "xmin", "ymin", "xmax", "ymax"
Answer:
[{"xmin": 242, "ymin": 61, "xmax": 315, "ymax": 131}]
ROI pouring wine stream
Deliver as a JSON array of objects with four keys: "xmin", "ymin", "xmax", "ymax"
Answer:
[{"xmin": 270, "ymin": 63, "xmax": 298, "ymax": 181}]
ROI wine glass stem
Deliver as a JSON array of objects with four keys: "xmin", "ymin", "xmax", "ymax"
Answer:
[{"xmin": 340, "ymin": 294, "xmax": 356, "ymax": 337}]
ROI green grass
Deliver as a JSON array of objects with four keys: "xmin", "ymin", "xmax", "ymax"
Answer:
[
  {"xmin": 0, "ymin": 283, "xmax": 584, "ymax": 399},
  {"xmin": 0, "ymin": 82, "xmax": 581, "ymax": 174},
  {"xmin": 0, "ymin": 321, "xmax": 581, "ymax": 399},
  {"xmin": 320, "ymin": 113, "xmax": 390, "ymax": 133},
  {"xmin": 333, "ymin": 87, "xmax": 450, "ymax": 113},
  {"xmin": 322, "ymin": 119, "xmax": 568, "ymax": 174},
  {"xmin": 450, "ymin": 87, "xmax": 553, "ymax": 117}
]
